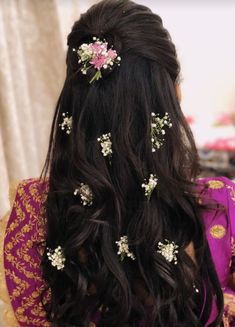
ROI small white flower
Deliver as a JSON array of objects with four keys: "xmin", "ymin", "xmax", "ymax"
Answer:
[
  {"xmin": 193, "ymin": 283, "xmax": 199, "ymax": 293},
  {"xmin": 151, "ymin": 112, "xmax": 172, "ymax": 151},
  {"xmin": 157, "ymin": 239, "xmax": 178, "ymax": 265},
  {"xmin": 141, "ymin": 173, "xmax": 158, "ymax": 200},
  {"xmin": 97, "ymin": 133, "xmax": 112, "ymax": 157},
  {"xmin": 59, "ymin": 112, "xmax": 72, "ymax": 135},
  {"xmin": 74, "ymin": 183, "xmax": 93, "ymax": 206},
  {"xmin": 47, "ymin": 246, "xmax": 65, "ymax": 270},
  {"xmin": 116, "ymin": 235, "xmax": 135, "ymax": 261}
]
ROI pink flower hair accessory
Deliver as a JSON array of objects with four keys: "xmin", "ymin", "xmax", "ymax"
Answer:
[{"xmin": 73, "ymin": 37, "xmax": 121, "ymax": 84}]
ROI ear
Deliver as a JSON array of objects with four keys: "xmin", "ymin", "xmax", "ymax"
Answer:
[{"xmin": 175, "ymin": 84, "xmax": 182, "ymax": 103}]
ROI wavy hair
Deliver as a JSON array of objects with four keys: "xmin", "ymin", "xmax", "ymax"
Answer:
[{"xmin": 41, "ymin": 0, "xmax": 223, "ymax": 326}]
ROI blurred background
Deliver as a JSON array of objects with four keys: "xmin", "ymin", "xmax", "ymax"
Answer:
[{"xmin": 0, "ymin": 0, "xmax": 235, "ymax": 216}]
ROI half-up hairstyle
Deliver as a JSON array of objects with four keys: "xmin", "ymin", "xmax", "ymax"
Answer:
[{"xmin": 41, "ymin": 0, "xmax": 223, "ymax": 326}]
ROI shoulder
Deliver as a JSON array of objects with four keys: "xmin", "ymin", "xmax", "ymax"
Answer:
[
  {"xmin": 196, "ymin": 176, "xmax": 235, "ymax": 242},
  {"xmin": 197, "ymin": 177, "xmax": 235, "ymax": 288},
  {"xmin": 14, "ymin": 177, "xmax": 49, "ymax": 206},
  {"xmin": 5, "ymin": 177, "xmax": 49, "ymax": 243},
  {"xmin": 196, "ymin": 175, "xmax": 234, "ymax": 190},
  {"xmin": 196, "ymin": 176, "xmax": 235, "ymax": 207}
]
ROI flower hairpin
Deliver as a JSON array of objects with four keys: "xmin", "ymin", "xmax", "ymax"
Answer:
[
  {"xmin": 73, "ymin": 37, "xmax": 121, "ymax": 84},
  {"xmin": 157, "ymin": 239, "xmax": 178, "ymax": 265},
  {"xmin": 59, "ymin": 112, "xmax": 73, "ymax": 135},
  {"xmin": 47, "ymin": 246, "xmax": 65, "ymax": 270},
  {"xmin": 116, "ymin": 235, "xmax": 135, "ymax": 261},
  {"xmin": 97, "ymin": 133, "xmax": 112, "ymax": 157},
  {"xmin": 74, "ymin": 183, "xmax": 93, "ymax": 206},
  {"xmin": 151, "ymin": 112, "xmax": 172, "ymax": 151},
  {"xmin": 141, "ymin": 174, "xmax": 158, "ymax": 200}
]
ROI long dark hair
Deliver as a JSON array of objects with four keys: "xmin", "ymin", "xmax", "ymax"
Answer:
[{"xmin": 41, "ymin": 0, "xmax": 223, "ymax": 326}]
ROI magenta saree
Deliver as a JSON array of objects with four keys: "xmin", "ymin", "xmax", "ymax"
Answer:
[{"xmin": 0, "ymin": 177, "xmax": 235, "ymax": 326}]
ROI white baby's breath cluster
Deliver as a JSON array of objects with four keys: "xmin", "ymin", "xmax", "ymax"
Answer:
[
  {"xmin": 97, "ymin": 133, "xmax": 112, "ymax": 157},
  {"xmin": 74, "ymin": 183, "xmax": 93, "ymax": 206},
  {"xmin": 116, "ymin": 235, "xmax": 135, "ymax": 261},
  {"xmin": 47, "ymin": 246, "xmax": 65, "ymax": 270},
  {"xmin": 141, "ymin": 174, "xmax": 158, "ymax": 200},
  {"xmin": 76, "ymin": 43, "xmax": 93, "ymax": 70},
  {"xmin": 59, "ymin": 112, "xmax": 73, "ymax": 135},
  {"xmin": 157, "ymin": 239, "xmax": 178, "ymax": 265},
  {"xmin": 151, "ymin": 112, "xmax": 172, "ymax": 151}
]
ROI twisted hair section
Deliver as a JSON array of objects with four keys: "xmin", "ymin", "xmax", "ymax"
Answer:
[{"xmin": 41, "ymin": 1, "xmax": 223, "ymax": 326}]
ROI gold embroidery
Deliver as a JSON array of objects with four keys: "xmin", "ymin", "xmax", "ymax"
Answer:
[
  {"xmin": 0, "ymin": 214, "xmax": 19, "ymax": 325},
  {"xmin": 3, "ymin": 178, "xmax": 51, "ymax": 326},
  {"xmin": 207, "ymin": 180, "xmax": 225, "ymax": 189},
  {"xmin": 5, "ymin": 203, "xmax": 26, "ymax": 237},
  {"xmin": 210, "ymin": 225, "xmax": 226, "ymax": 239},
  {"xmin": 5, "ymin": 269, "xmax": 30, "ymax": 301}
]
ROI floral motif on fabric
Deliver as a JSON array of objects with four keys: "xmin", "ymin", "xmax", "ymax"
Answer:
[
  {"xmin": 209, "ymin": 225, "xmax": 226, "ymax": 239},
  {"xmin": 2, "ymin": 178, "xmax": 100, "ymax": 327},
  {"xmin": 207, "ymin": 180, "xmax": 225, "ymax": 189},
  {"xmin": 0, "ymin": 212, "xmax": 20, "ymax": 327},
  {"xmin": 3, "ymin": 179, "xmax": 51, "ymax": 327}
]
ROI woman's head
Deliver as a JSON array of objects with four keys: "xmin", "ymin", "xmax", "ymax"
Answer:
[
  {"xmin": 67, "ymin": 0, "xmax": 180, "ymax": 81},
  {"xmin": 42, "ymin": 1, "xmax": 223, "ymax": 326},
  {"xmin": 47, "ymin": 0, "xmax": 198, "ymax": 189}
]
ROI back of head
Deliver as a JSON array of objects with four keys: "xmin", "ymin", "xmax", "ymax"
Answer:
[{"xmin": 42, "ymin": 1, "xmax": 223, "ymax": 326}]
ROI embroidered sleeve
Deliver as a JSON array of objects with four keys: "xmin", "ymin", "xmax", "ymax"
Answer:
[
  {"xmin": 0, "ymin": 182, "xmax": 20, "ymax": 327},
  {"xmin": 224, "ymin": 178, "xmax": 235, "ymax": 325},
  {"xmin": 199, "ymin": 177, "xmax": 235, "ymax": 325},
  {"xmin": 3, "ymin": 178, "xmax": 51, "ymax": 327}
]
